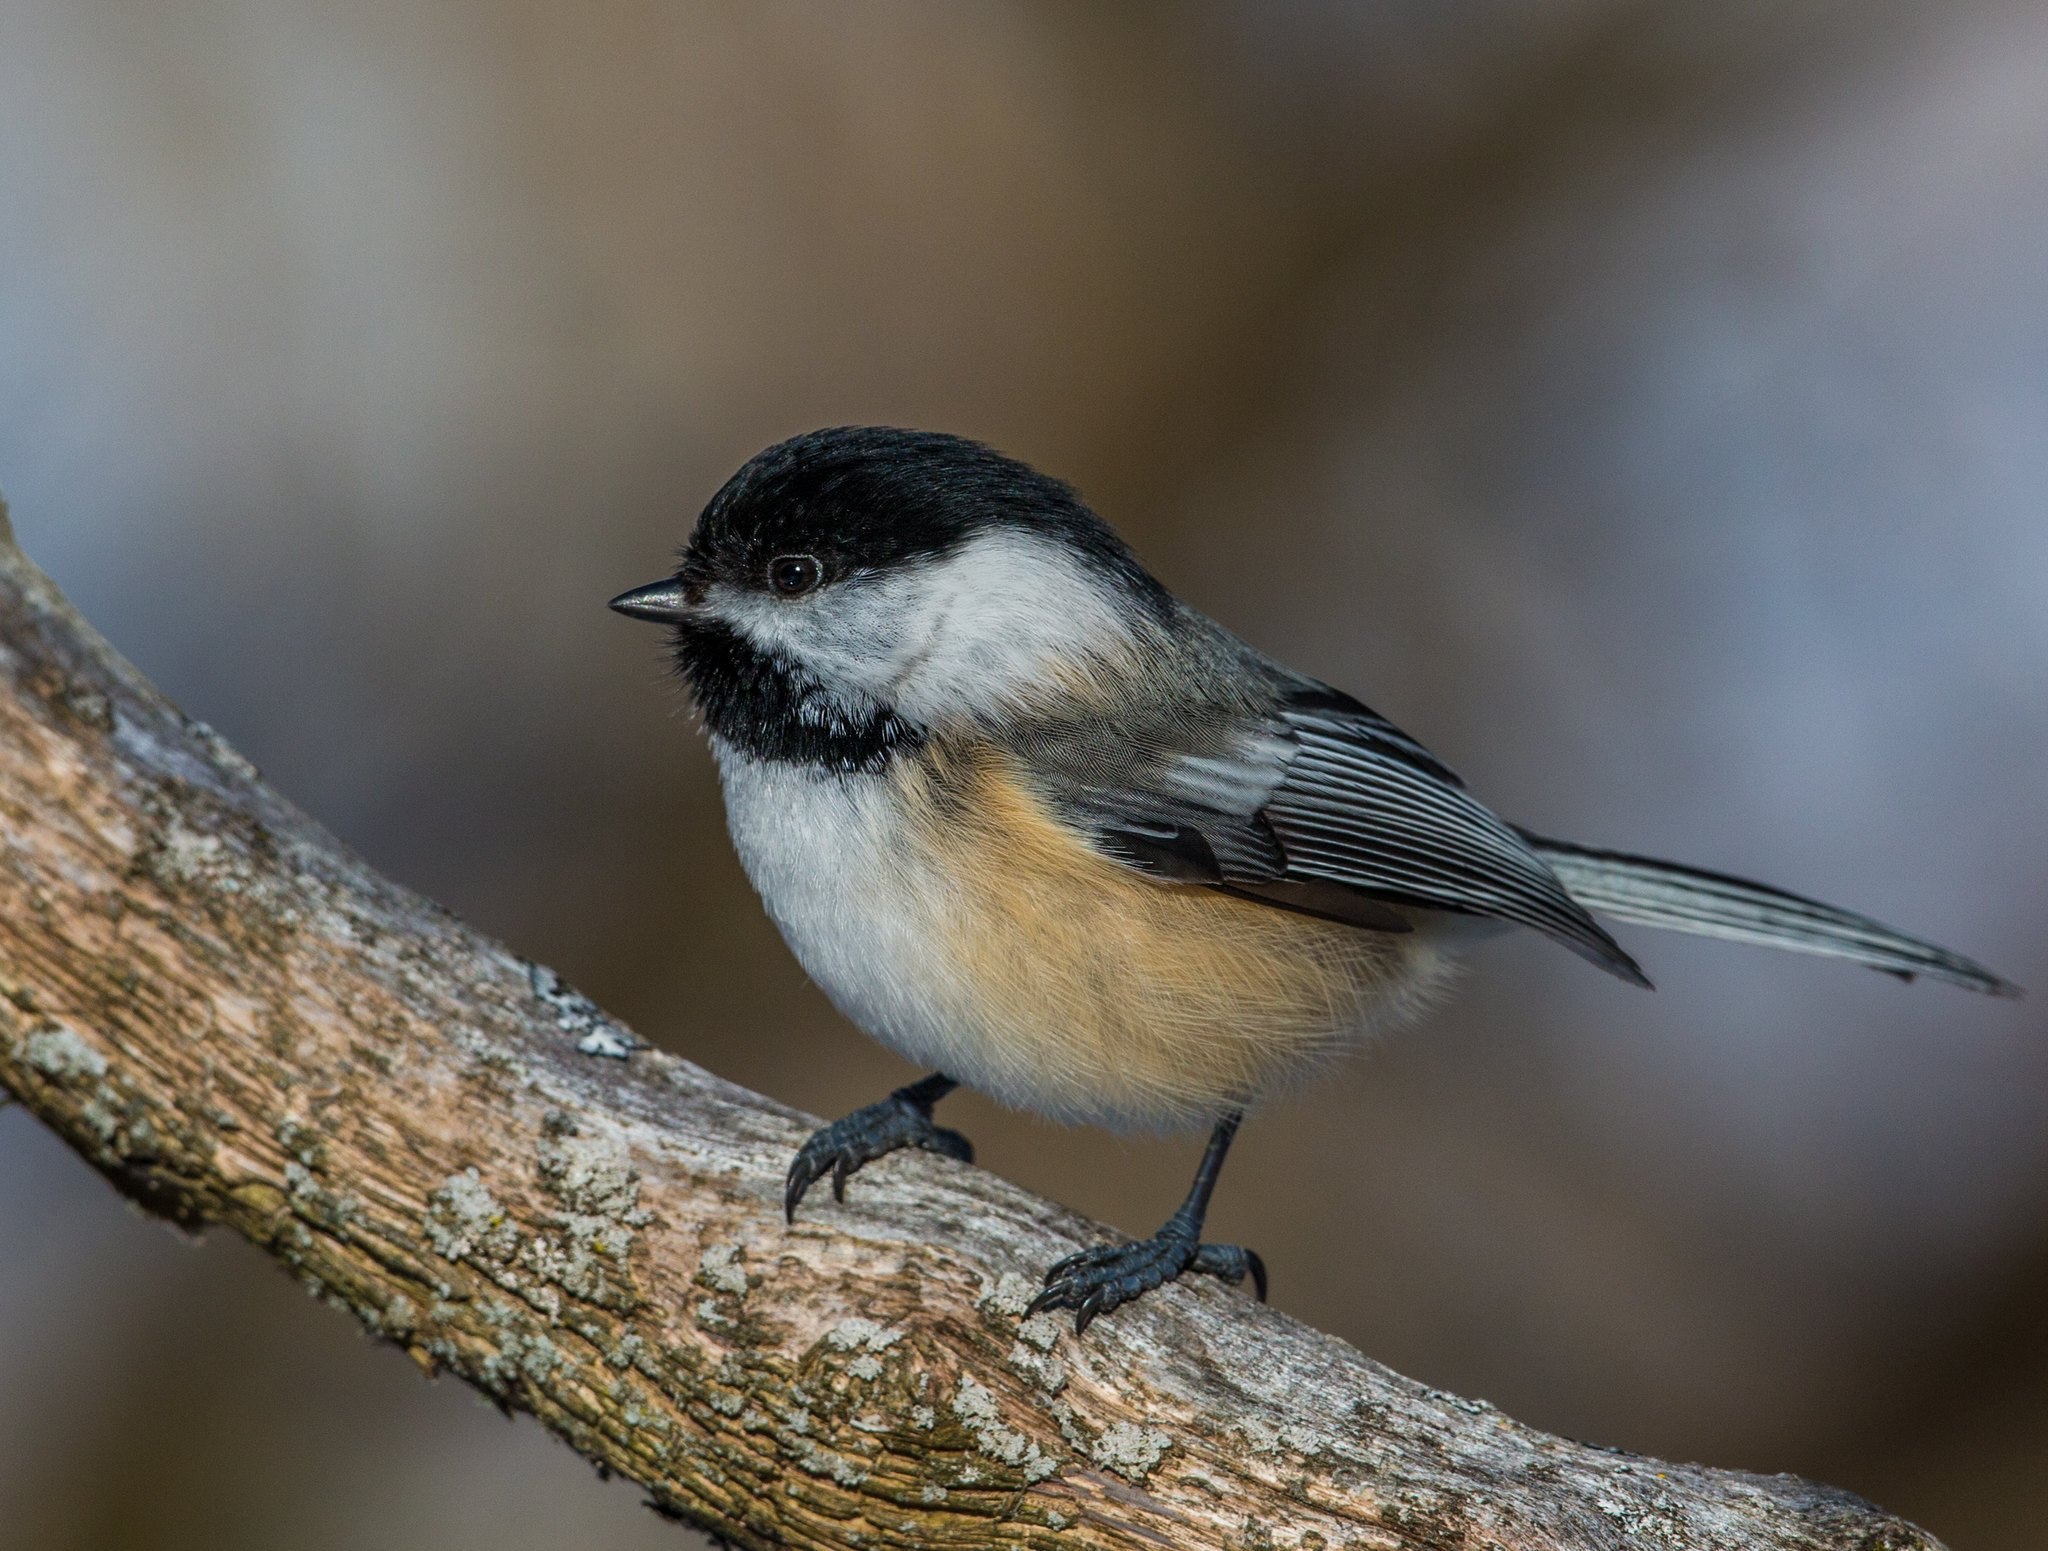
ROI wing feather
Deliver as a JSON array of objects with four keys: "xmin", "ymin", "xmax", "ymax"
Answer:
[
  {"xmin": 1261, "ymin": 699, "xmax": 1649, "ymax": 983},
  {"xmin": 1027, "ymin": 676, "xmax": 1650, "ymax": 986}
]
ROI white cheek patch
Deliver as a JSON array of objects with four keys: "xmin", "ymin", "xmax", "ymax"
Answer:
[
  {"xmin": 878, "ymin": 531, "xmax": 1140, "ymax": 722},
  {"xmin": 715, "ymin": 529, "xmax": 1141, "ymax": 726}
]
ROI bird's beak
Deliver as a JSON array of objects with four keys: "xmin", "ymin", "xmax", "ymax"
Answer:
[{"xmin": 608, "ymin": 578, "xmax": 696, "ymax": 624}]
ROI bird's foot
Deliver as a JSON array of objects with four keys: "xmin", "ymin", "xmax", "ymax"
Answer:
[
  {"xmin": 1025, "ymin": 1225, "xmax": 1266, "ymax": 1336},
  {"xmin": 784, "ymin": 1078, "xmax": 973, "ymax": 1222}
]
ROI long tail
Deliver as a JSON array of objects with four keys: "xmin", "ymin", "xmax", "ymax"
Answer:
[{"xmin": 1519, "ymin": 831, "xmax": 2021, "ymax": 997}]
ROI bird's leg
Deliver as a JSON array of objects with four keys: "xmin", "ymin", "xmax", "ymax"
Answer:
[
  {"xmin": 784, "ymin": 1072, "xmax": 974, "ymax": 1222},
  {"xmin": 1026, "ymin": 1110, "xmax": 1266, "ymax": 1336}
]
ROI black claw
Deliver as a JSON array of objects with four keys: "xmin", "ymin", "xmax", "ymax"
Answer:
[
  {"xmin": 783, "ymin": 1079, "xmax": 973, "ymax": 1222},
  {"xmin": 1042, "ymin": 1250, "xmax": 1082, "ymax": 1283},
  {"xmin": 783, "ymin": 1161, "xmax": 810, "ymax": 1224},
  {"xmin": 1188, "ymin": 1241, "xmax": 1267, "ymax": 1300},
  {"xmin": 929, "ymin": 1126, "xmax": 975, "ymax": 1165},
  {"xmin": 783, "ymin": 1154, "xmax": 823, "ymax": 1224},
  {"xmin": 1026, "ymin": 1228, "xmax": 1265, "ymax": 1336},
  {"xmin": 1074, "ymin": 1293, "xmax": 1105, "ymax": 1337}
]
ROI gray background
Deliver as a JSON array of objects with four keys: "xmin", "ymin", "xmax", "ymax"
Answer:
[{"xmin": 2, "ymin": 3, "xmax": 2044, "ymax": 1547}]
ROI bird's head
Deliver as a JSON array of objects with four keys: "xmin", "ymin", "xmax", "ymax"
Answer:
[{"xmin": 610, "ymin": 427, "xmax": 1172, "ymax": 742}]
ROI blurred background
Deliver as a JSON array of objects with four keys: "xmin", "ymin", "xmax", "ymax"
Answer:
[{"xmin": 2, "ymin": 2, "xmax": 2045, "ymax": 1547}]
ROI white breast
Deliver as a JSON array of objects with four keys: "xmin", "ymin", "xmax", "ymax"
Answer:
[{"xmin": 711, "ymin": 740, "xmax": 981, "ymax": 1078}]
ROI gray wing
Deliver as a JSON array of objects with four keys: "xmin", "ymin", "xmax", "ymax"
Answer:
[{"xmin": 1032, "ymin": 680, "xmax": 1651, "ymax": 986}]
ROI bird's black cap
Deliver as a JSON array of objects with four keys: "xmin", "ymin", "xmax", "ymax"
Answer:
[{"xmin": 669, "ymin": 426, "xmax": 1173, "ymax": 618}]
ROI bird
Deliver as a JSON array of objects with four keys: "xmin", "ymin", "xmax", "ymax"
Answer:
[{"xmin": 610, "ymin": 425, "xmax": 2018, "ymax": 1336}]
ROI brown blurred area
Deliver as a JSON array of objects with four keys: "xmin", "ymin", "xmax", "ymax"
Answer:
[{"xmin": 3, "ymin": 2, "xmax": 2046, "ymax": 1546}]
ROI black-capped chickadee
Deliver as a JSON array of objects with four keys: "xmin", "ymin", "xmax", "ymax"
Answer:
[{"xmin": 611, "ymin": 426, "xmax": 2017, "ymax": 1335}]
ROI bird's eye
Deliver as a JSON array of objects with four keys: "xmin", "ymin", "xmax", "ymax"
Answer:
[{"xmin": 768, "ymin": 555, "xmax": 823, "ymax": 596}]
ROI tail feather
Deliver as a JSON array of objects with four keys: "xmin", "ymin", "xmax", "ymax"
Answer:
[{"xmin": 1519, "ymin": 832, "xmax": 2021, "ymax": 998}]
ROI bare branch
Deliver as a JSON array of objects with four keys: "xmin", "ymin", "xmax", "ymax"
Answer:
[{"xmin": 0, "ymin": 512, "xmax": 1940, "ymax": 1550}]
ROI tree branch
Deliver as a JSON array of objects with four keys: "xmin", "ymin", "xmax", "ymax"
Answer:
[{"xmin": 0, "ymin": 505, "xmax": 1940, "ymax": 1550}]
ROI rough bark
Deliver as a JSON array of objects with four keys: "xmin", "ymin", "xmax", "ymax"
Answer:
[{"xmin": 0, "ymin": 503, "xmax": 1941, "ymax": 1551}]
